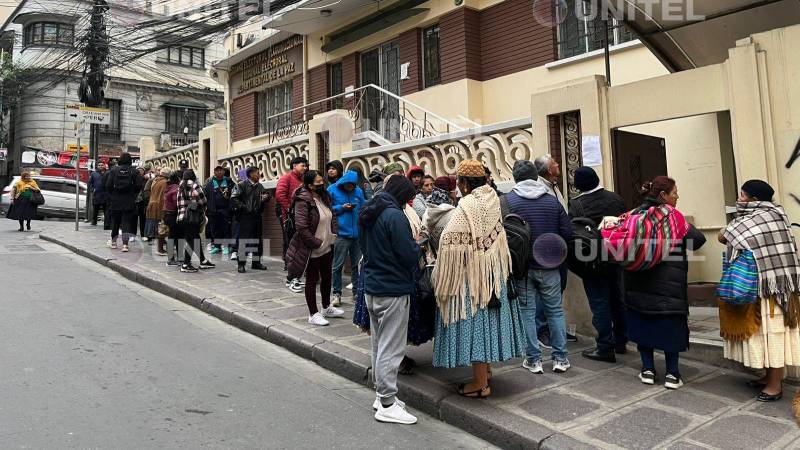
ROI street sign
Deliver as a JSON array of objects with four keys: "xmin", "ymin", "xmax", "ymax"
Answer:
[{"xmin": 65, "ymin": 104, "xmax": 111, "ymax": 125}]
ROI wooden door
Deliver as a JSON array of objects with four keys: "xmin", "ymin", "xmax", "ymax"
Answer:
[{"xmin": 612, "ymin": 130, "xmax": 668, "ymax": 210}]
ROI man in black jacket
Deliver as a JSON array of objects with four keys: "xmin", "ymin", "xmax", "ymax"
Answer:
[
  {"xmin": 104, "ymin": 153, "xmax": 143, "ymax": 252},
  {"xmin": 231, "ymin": 166, "xmax": 270, "ymax": 273},
  {"xmin": 568, "ymin": 166, "xmax": 628, "ymax": 362}
]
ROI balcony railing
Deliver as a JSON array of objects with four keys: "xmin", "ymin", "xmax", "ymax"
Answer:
[
  {"xmin": 170, "ymin": 135, "xmax": 199, "ymax": 148},
  {"xmin": 258, "ymin": 84, "xmax": 462, "ymax": 146}
]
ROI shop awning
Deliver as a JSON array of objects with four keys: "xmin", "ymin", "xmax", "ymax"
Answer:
[{"xmin": 608, "ymin": 0, "xmax": 800, "ymax": 71}]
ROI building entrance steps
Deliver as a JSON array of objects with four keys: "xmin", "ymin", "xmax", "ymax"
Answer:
[{"xmin": 39, "ymin": 222, "xmax": 800, "ymax": 448}]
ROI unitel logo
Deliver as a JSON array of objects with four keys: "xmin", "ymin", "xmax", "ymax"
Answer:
[{"xmin": 533, "ymin": 0, "xmax": 570, "ymax": 28}]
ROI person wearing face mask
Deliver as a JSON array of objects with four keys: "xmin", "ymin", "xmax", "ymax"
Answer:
[
  {"xmin": 286, "ymin": 170, "xmax": 345, "ymax": 326},
  {"xmin": 619, "ymin": 176, "xmax": 706, "ymax": 390}
]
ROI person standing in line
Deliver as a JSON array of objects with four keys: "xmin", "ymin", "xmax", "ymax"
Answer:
[
  {"xmin": 434, "ymin": 176, "xmax": 458, "ymax": 206},
  {"xmin": 89, "ymin": 162, "xmax": 108, "ymax": 226},
  {"xmin": 568, "ymin": 166, "xmax": 629, "ymax": 362},
  {"xmin": 230, "ymin": 167, "xmax": 270, "ymax": 273},
  {"xmin": 432, "ymin": 160, "xmax": 526, "ymax": 398},
  {"xmin": 205, "ymin": 165, "xmax": 234, "ymax": 256},
  {"xmin": 623, "ymin": 176, "xmax": 706, "ymax": 389},
  {"xmin": 101, "ymin": 160, "xmax": 117, "ymax": 230},
  {"xmin": 105, "ymin": 153, "xmax": 143, "ymax": 252},
  {"xmin": 374, "ymin": 162, "xmax": 404, "ymax": 195},
  {"xmin": 286, "ymin": 170, "xmax": 345, "ymax": 326},
  {"xmin": 533, "ymin": 154, "xmax": 578, "ymax": 345},
  {"xmin": 413, "ymin": 175, "xmax": 450, "ymax": 219},
  {"xmin": 328, "ymin": 169, "xmax": 365, "ymax": 307},
  {"xmin": 505, "ymin": 160, "xmax": 573, "ymax": 374},
  {"xmin": 277, "ymin": 157, "xmax": 308, "ymax": 286},
  {"xmin": 325, "ymin": 160, "xmax": 344, "ymax": 187},
  {"xmin": 7, "ymin": 171, "xmax": 41, "ymax": 231},
  {"xmin": 718, "ymin": 180, "xmax": 800, "ymax": 402},
  {"xmin": 406, "ymin": 166, "xmax": 425, "ymax": 193},
  {"xmin": 352, "ymin": 166, "xmax": 374, "ymax": 201},
  {"xmin": 145, "ymin": 168, "xmax": 170, "ymax": 255},
  {"xmin": 176, "ymin": 169, "xmax": 215, "ymax": 273},
  {"xmin": 162, "ymin": 171, "xmax": 182, "ymax": 266},
  {"xmin": 135, "ymin": 166, "xmax": 151, "ymax": 241},
  {"xmin": 359, "ymin": 175, "xmax": 420, "ymax": 424}
]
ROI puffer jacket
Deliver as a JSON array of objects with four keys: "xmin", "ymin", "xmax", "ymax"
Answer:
[
  {"xmin": 328, "ymin": 170, "xmax": 365, "ymax": 238},
  {"xmin": 276, "ymin": 171, "xmax": 303, "ymax": 222},
  {"xmin": 286, "ymin": 188, "xmax": 338, "ymax": 278},
  {"xmin": 568, "ymin": 188, "xmax": 626, "ymax": 225},
  {"xmin": 623, "ymin": 200, "xmax": 707, "ymax": 316}
]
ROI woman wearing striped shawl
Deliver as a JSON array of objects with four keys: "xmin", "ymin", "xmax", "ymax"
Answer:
[{"xmin": 719, "ymin": 180, "xmax": 800, "ymax": 403}]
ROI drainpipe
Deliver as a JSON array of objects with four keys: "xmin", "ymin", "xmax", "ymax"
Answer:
[{"xmin": 303, "ymin": 35, "xmax": 309, "ymax": 122}]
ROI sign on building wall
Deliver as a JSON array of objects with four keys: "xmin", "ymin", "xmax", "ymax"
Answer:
[
  {"xmin": 65, "ymin": 104, "xmax": 112, "ymax": 125},
  {"xmin": 230, "ymin": 35, "xmax": 303, "ymax": 98}
]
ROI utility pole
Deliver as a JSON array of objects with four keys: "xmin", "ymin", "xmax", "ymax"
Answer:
[{"xmin": 79, "ymin": 0, "xmax": 109, "ymax": 220}]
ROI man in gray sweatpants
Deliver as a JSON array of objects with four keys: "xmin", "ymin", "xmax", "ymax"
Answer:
[{"xmin": 358, "ymin": 175, "xmax": 420, "ymax": 424}]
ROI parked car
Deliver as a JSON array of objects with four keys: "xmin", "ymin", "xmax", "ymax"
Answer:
[{"xmin": 1, "ymin": 175, "xmax": 87, "ymax": 219}]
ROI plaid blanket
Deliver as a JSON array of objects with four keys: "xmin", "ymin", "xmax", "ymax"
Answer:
[{"xmin": 723, "ymin": 201, "xmax": 800, "ymax": 311}]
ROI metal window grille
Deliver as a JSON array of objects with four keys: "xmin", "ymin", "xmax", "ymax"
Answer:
[
  {"xmin": 557, "ymin": 0, "xmax": 635, "ymax": 60},
  {"xmin": 422, "ymin": 25, "xmax": 441, "ymax": 89}
]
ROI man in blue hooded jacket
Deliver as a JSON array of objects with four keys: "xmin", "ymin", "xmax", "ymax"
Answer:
[{"xmin": 328, "ymin": 170, "xmax": 366, "ymax": 306}]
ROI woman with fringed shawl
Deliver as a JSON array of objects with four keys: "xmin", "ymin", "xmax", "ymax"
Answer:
[
  {"xmin": 431, "ymin": 160, "xmax": 526, "ymax": 398},
  {"xmin": 719, "ymin": 180, "xmax": 800, "ymax": 403}
]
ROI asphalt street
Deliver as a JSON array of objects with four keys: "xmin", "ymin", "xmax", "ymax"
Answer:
[{"xmin": 0, "ymin": 219, "xmax": 492, "ymax": 449}]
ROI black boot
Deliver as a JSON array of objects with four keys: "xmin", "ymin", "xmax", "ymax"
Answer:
[
  {"xmin": 238, "ymin": 263, "xmax": 246, "ymax": 273},
  {"xmin": 251, "ymin": 262, "xmax": 268, "ymax": 271}
]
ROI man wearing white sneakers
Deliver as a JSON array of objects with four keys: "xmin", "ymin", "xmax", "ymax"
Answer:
[{"xmin": 358, "ymin": 176, "xmax": 420, "ymax": 424}]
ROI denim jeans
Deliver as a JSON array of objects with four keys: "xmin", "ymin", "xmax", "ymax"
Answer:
[
  {"xmin": 332, "ymin": 236, "xmax": 361, "ymax": 295},
  {"xmin": 582, "ymin": 267, "xmax": 628, "ymax": 353},
  {"xmin": 535, "ymin": 265, "xmax": 568, "ymax": 337},
  {"xmin": 514, "ymin": 268, "xmax": 568, "ymax": 362}
]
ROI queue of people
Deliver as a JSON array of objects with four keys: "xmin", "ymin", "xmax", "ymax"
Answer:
[{"xmin": 86, "ymin": 151, "xmax": 800, "ymax": 423}]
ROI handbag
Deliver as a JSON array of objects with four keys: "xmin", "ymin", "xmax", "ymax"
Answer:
[
  {"xmin": 157, "ymin": 221, "xmax": 169, "ymax": 238},
  {"xmin": 30, "ymin": 190, "xmax": 45, "ymax": 206},
  {"xmin": 716, "ymin": 250, "xmax": 759, "ymax": 306}
]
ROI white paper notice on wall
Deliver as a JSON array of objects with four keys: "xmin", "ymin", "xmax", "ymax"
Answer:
[
  {"xmin": 581, "ymin": 135, "xmax": 603, "ymax": 166},
  {"xmin": 400, "ymin": 62, "xmax": 410, "ymax": 80},
  {"xmin": 345, "ymin": 85, "xmax": 354, "ymax": 99}
]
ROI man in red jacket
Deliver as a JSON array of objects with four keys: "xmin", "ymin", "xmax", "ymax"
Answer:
[{"xmin": 276, "ymin": 156, "xmax": 308, "ymax": 284}]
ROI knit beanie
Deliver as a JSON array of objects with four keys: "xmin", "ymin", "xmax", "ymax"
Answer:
[
  {"xmin": 512, "ymin": 160, "xmax": 538, "ymax": 183},
  {"xmin": 435, "ymin": 176, "xmax": 456, "ymax": 192},
  {"xmin": 742, "ymin": 179, "xmax": 774, "ymax": 202},
  {"xmin": 383, "ymin": 162, "xmax": 404, "ymax": 175},
  {"xmin": 574, "ymin": 166, "xmax": 600, "ymax": 192},
  {"xmin": 384, "ymin": 175, "xmax": 416, "ymax": 205}
]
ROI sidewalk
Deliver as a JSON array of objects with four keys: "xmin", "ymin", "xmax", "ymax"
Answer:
[{"xmin": 41, "ymin": 222, "xmax": 800, "ymax": 449}]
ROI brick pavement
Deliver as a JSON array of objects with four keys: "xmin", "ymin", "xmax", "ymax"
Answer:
[{"xmin": 39, "ymin": 222, "xmax": 800, "ymax": 449}]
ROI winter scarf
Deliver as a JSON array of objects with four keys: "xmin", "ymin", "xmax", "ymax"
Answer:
[
  {"xmin": 432, "ymin": 185, "xmax": 511, "ymax": 325},
  {"xmin": 723, "ymin": 201, "xmax": 800, "ymax": 318}
]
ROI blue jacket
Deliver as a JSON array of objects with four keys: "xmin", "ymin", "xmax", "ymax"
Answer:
[
  {"xmin": 359, "ymin": 192, "xmax": 420, "ymax": 297},
  {"xmin": 328, "ymin": 170, "xmax": 365, "ymax": 239},
  {"xmin": 506, "ymin": 180, "xmax": 572, "ymax": 270}
]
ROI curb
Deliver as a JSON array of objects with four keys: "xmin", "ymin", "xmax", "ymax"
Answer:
[{"xmin": 42, "ymin": 232, "xmax": 565, "ymax": 448}]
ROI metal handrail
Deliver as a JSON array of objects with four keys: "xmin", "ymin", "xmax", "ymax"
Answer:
[{"xmin": 262, "ymin": 83, "xmax": 463, "ymax": 132}]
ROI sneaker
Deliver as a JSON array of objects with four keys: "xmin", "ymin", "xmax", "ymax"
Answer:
[
  {"xmin": 538, "ymin": 332, "xmax": 552, "ymax": 349},
  {"xmin": 107, "ymin": 240, "xmax": 117, "ymax": 249},
  {"xmin": 157, "ymin": 250, "xmax": 167, "ymax": 257},
  {"xmin": 346, "ymin": 283, "xmax": 354, "ymax": 290},
  {"xmin": 639, "ymin": 369, "xmax": 656, "ymax": 385},
  {"xmin": 121, "ymin": 245, "xmax": 129, "ymax": 253},
  {"xmin": 373, "ymin": 398, "xmax": 405, "ymax": 411},
  {"xmin": 331, "ymin": 293, "xmax": 342, "ymax": 307},
  {"xmin": 553, "ymin": 358, "xmax": 571, "ymax": 373},
  {"xmin": 323, "ymin": 306, "xmax": 344, "ymax": 318},
  {"xmin": 166, "ymin": 259, "xmax": 181, "ymax": 267},
  {"xmin": 308, "ymin": 312, "xmax": 330, "ymax": 326},
  {"xmin": 206, "ymin": 243, "xmax": 213, "ymax": 252},
  {"xmin": 297, "ymin": 278, "xmax": 306, "ymax": 287},
  {"xmin": 180, "ymin": 264, "xmax": 198, "ymax": 273},
  {"xmin": 286, "ymin": 278, "xmax": 304, "ymax": 294},
  {"xmin": 230, "ymin": 251, "xmax": 238, "ymax": 261},
  {"xmin": 566, "ymin": 332, "xmax": 578, "ymax": 343},
  {"xmin": 208, "ymin": 246, "xmax": 221, "ymax": 255},
  {"xmin": 222, "ymin": 247, "xmax": 231, "ymax": 255},
  {"xmin": 142, "ymin": 237, "xmax": 149, "ymax": 242},
  {"xmin": 664, "ymin": 374, "xmax": 683, "ymax": 390},
  {"xmin": 374, "ymin": 402, "xmax": 417, "ymax": 425},
  {"xmin": 522, "ymin": 358, "xmax": 544, "ymax": 374},
  {"xmin": 199, "ymin": 260, "xmax": 216, "ymax": 269}
]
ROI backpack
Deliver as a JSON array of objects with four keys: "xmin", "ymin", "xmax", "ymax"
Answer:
[
  {"xmin": 567, "ymin": 198, "xmax": 604, "ymax": 278},
  {"xmin": 500, "ymin": 195, "xmax": 531, "ymax": 279},
  {"xmin": 601, "ymin": 204, "xmax": 689, "ymax": 271},
  {"xmin": 114, "ymin": 167, "xmax": 134, "ymax": 192}
]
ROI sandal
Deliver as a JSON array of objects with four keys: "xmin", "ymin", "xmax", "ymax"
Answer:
[
  {"xmin": 398, "ymin": 356, "xmax": 417, "ymax": 375},
  {"xmin": 457, "ymin": 383, "xmax": 491, "ymax": 398}
]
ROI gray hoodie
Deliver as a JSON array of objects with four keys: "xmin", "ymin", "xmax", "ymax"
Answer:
[{"xmin": 512, "ymin": 179, "xmax": 550, "ymax": 200}]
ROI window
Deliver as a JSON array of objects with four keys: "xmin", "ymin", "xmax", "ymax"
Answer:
[
  {"xmin": 328, "ymin": 62, "xmax": 343, "ymax": 109},
  {"xmin": 23, "ymin": 22, "xmax": 74, "ymax": 47},
  {"xmin": 557, "ymin": 0, "xmax": 634, "ymax": 60},
  {"xmin": 165, "ymin": 106, "xmax": 207, "ymax": 145},
  {"xmin": 422, "ymin": 25, "xmax": 441, "ymax": 88},
  {"xmin": 159, "ymin": 45, "xmax": 205, "ymax": 68},
  {"xmin": 259, "ymin": 81, "xmax": 293, "ymax": 134},
  {"xmin": 100, "ymin": 99, "xmax": 122, "ymax": 141}
]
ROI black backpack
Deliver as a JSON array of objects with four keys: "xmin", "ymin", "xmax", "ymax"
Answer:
[
  {"xmin": 114, "ymin": 166, "xmax": 134, "ymax": 192},
  {"xmin": 567, "ymin": 199, "xmax": 604, "ymax": 278},
  {"xmin": 500, "ymin": 195, "xmax": 531, "ymax": 280}
]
